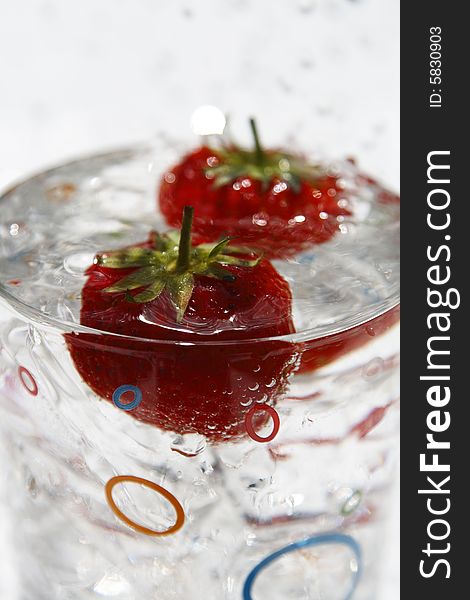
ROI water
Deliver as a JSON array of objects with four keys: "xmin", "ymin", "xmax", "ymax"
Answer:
[{"xmin": 0, "ymin": 141, "xmax": 399, "ymax": 599}]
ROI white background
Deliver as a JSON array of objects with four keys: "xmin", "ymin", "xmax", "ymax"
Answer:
[{"xmin": 0, "ymin": 0, "xmax": 399, "ymax": 597}]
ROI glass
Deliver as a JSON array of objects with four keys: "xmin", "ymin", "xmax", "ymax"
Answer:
[{"xmin": 0, "ymin": 139, "xmax": 399, "ymax": 600}]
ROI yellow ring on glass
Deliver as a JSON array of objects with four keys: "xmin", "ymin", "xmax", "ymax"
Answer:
[{"xmin": 105, "ymin": 475, "xmax": 185, "ymax": 537}]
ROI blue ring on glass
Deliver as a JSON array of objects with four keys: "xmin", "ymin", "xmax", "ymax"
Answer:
[
  {"xmin": 112, "ymin": 385, "xmax": 143, "ymax": 412},
  {"xmin": 242, "ymin": 532, "xmax": 362, "ymax": 600}
]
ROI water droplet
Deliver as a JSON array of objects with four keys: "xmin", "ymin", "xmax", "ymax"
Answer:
[
  {"xmin": 207, "ymin": 156, "xmax": 219, "ymax": 168},
  {"xmin": 265, "ymin": 378, "xmax": 276, "ymax": 388},
  {"xmin": 341, "ymin": 490, "xmax": 363, "ymax": 516},
  {"xmin": 171, "ymin": 433, "xmax": 206, "ymax": 457},
  {"xmin": 63, "ymin": 252, "xmax": 95, "ymax": 276},
  {"xmin": 363, "ymin": 357, "xmax": 384, "ymax": 380},
  {"xmin": 164, "ymin": 172, "xmax": 176, "ymax": 184},
  {"xmin": 253, "ymin": 215, "xmax": 268, "ymax": 227},
  {"xmin": 273, "ymin": 182, "xmax": 287, "ymax": 194},
  {"xmin": 248, "ymin": 383, "xmax": 259, "ymax": 391},
  {"xmin": 200, "ymin": 461, "xmax": 214, "ymax": 475}
]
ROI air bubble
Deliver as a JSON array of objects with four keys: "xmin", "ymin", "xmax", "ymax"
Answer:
[
  {"xmin": 164, "ymin": 172, "xmax": 176, "ymax": 184},
  {"xmin": 63, "ymin": 252, "xmax": 95, "ymax": 276},
  {"xmin": 363, "ymin": 357, "xmax": 384, "ymax": 380}
]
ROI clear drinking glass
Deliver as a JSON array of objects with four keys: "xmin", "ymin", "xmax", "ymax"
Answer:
[
  {"xmin": 0, "ymin": 2, "xmax": 399, "ymax": 597},
  {"xmin": 0, "ymin": 136, "xmax": 399, "ymax": 600}
]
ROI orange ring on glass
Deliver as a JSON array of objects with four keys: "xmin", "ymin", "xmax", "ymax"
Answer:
[
  {"xmin": 245, "ymin": 404, "xmax": 281, "ymax": 443},
  {"xmin": 105, "ymin": 475, "xmax": 185, "ymax": 537},
  {"xmin": 18, "ymin": 366, "xmax": 38, "ymax": 396}
]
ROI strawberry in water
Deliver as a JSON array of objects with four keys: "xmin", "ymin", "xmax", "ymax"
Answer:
[
  {"xmin": 159, "ymin": 119, "xmax": 349, "ymax": 259},
  {"xmin": 66, "ymin": 207, "xmax": 298, "ymax": 442}
]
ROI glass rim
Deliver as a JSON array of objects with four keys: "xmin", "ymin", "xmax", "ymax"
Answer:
[
  {"xmin": 0, "ymin": 285, "xmax": 399, "ymax": 346},
  {"xmin": 0, "ymin": 145, "xmax": 400, "ymax": 348}
]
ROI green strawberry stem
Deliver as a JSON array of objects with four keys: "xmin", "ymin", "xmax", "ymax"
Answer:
[
  {"xmin": 176, "ymin": 206, "xmax": 194, "ymax": 272},
  {"xmin": 96, "ymin": 207, "xmax": 263, "ymax": 322},
  {"xmin": 249, "ymin": 117, "xmax": 264, "ymax": 165},
  {"xmin": 207, "ymin": 118, "xmax": 323, "ymax": 193}
]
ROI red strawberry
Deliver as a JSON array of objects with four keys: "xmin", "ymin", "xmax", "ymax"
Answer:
[
  {"xmin": 159, "ymin": 119, "xmax": 349, "ymax": 259},
  {"xmin": 66, "ymin": 207, "xmax": 298, "ymax": 442},
  {"xmin": 298, "ymin": 305, "xmax": 400, "ymax": 374}
]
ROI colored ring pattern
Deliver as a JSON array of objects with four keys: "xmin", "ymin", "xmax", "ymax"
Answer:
[
  {"xmin": 245, "ymin": 404, "xmax": 280, "ymax": 443},
  {"xmin": 242, "ymin": 532, "xmax": 362, "ymax": 600},
  {"xmin": 18, "ymin": 366, "xmax": 38, "ymax": 396},
  {"xmin": 112, "ymin": 384, "xmax": 143, "ymax": 411},
  {"xmin": 105, "ymin": 475, "xmax": 185, "ymax": 537}
]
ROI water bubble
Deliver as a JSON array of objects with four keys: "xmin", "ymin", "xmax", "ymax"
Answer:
[
  {"xmin": 341, "ymin": 490, "xmax": 363, "ymax": 516},
  {"xmin": 273, "ymin": 182, "xmax": 288, "ymax": 194},
  {"xmin": 362, "ymin": 357, "xmax": 384, "ymax": 380},
  {"xmin": 207, "ymin": 156, "xmax": 219, "ymax": 168},
  {"xmin": 265, "ymin": 378, "xmax": 276, "ymax": 388},
  {"xmin": 253, "ymin": 215, "xmax": 268, "ymax": 227},
  {"xmin": 164, "ymin": 172, "xmax": 176, "ymax": 184},
  {"xmin": 63, "ymin": 252, "xmax": 95, "ymax": 276},
  {"xmin": 171, "ymin": 434, "xmax": 206, "ymax": 457},
  {"xmin": 248, "ymin": 383, "xmax": 259, "ymax": 392},
  {"xmin": 200, "ymin": 462, "xmax": 214, "ymax": 475}
]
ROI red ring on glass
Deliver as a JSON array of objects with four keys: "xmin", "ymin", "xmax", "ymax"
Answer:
[
  {"xmin": 245, "ymin": 404, "xmax": 280, "ymax": 443},
  {"xmin": 105, "ymin": 475, "xmax": 185, "ymax": 537},
  {"xmin": 18, "ymin": 366, "xmax": 38, "ymax": 396}
]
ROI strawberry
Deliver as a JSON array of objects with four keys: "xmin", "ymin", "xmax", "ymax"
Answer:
[
  {"xmin": 298, "ymin": 305, "xmax": 400, "ymax": 374},
  {"xmin": 159, "ymin": 119, "xmax": 349, "ymax": 259},
  {"xmin": 65, "ymin": 207, "xmax": 297, "ymax": 442}
]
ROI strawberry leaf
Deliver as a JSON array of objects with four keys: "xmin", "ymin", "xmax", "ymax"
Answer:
[
  {"xmin": 133, "ymin": 279, "xmax": 166, "ymax": 303},
  {"xmin": 104, "ymin": 266, "xmax": 160, "ymax": 293},
  {"xmin": 166, "ymin": 273, "xmax": 194, "ymax": 322}
]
